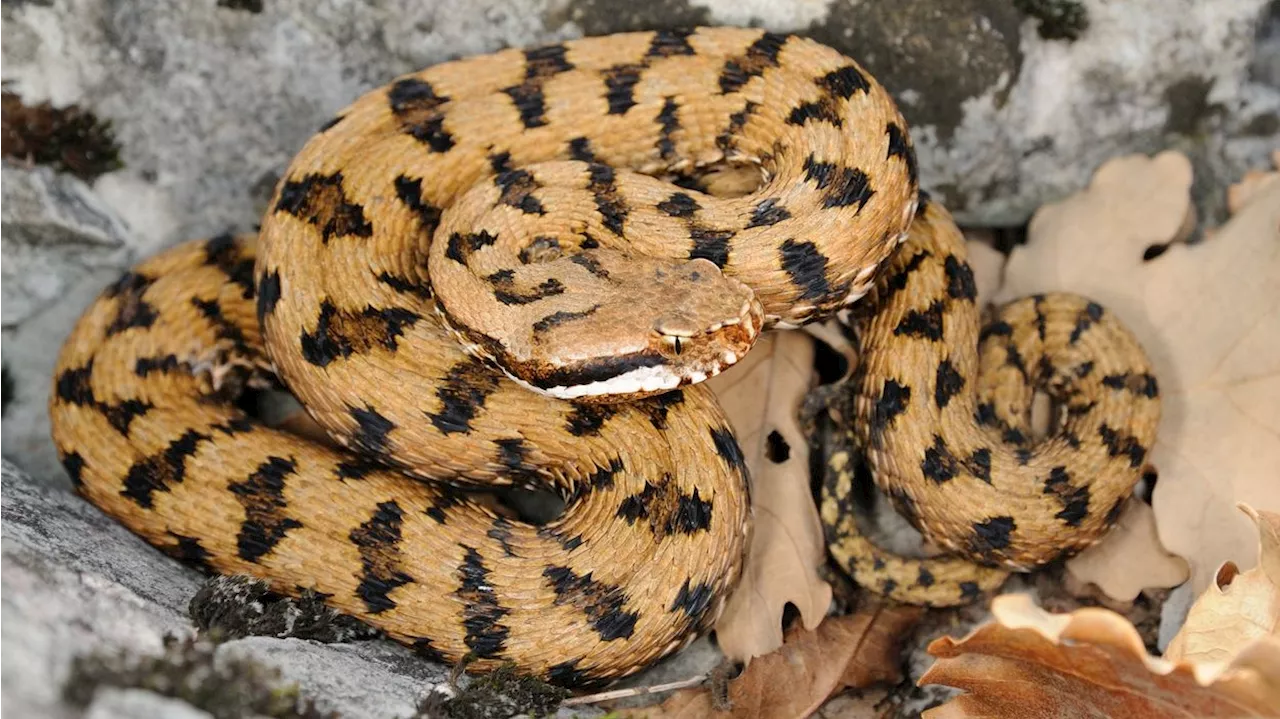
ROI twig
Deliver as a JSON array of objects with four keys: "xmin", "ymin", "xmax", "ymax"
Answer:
[{"xmin": 561, "ymin": 674, "xmax": 708, "ymax": 706}]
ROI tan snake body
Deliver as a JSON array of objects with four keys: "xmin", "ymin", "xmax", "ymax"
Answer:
[
  {"xmin": 48, "ymin": 26, "xmax": 1157, "ymax": 683},
  {"xmin": 822, "ymin": 195, "xmax": 1161, "ymax": 605}
]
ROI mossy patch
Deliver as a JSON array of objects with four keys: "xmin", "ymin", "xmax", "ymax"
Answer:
[
  {"xmin": 416, "ymin": 664, "xmax": 569, "ymax": 719},
  {"xmin": 63, "ymin": 633, "xmax": 333, "ymax": 719},
  {"xmin": 1, "ymin": 91, "xmax": 123, "ymax": 181},
  {"xmin": 549, "ymin": 0, "xmax": 710, "ymax": 36},
  {"xmin": 190, "ymin": 575, "xmax": 381, "ymax": 643},
  {"xmin": 2, "ymin": 364, "xmax": 14, "ymax": 417},
  {"xmin": 217, "ymin": 0, "xmax": 265, "ymax": 11},
  {"xmin": 808, "ymin": 0, "xmax": 1024, "ymax": 141},
  {"xmin": 1013, "ymin": 0, "xmax": 1090, "ymax": 41},
  {"xmin": 1163, "ymin": 76, "xmax": 1220, "ymax": 135}
]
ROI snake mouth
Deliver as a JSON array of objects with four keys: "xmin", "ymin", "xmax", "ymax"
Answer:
[
  {"xmin": 534, "ymin": 361, "xmax": 690, "ymax": 400},
  {"xmin": 531, "ymin": 317, "xmax": 761, "ymax": 402}
]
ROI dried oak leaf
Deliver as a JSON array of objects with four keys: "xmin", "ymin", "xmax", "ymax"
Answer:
[
  {"xmin": 1226, "ymin": 151, "xmax": 1279, "ymax": 215},
  {"xmin": 707, "ymin": 331, "xmax": 835, "ymax": 663},
  {"xmin": 995, "ymin": 151, "xmax": 1280, "ymax": 599},
  {"xmin": 1067, "ymin": 500, "xmax": 1190, "ymax": 602},
  {"xmin": 921, "ymin": 593, "xmax": 1280, "ymax": 718},
  {"xmin": 623, "ymin": 602, "xmax": 921, "ymax": 719},
  {"xmin": 1165, "ymin": 504, "xmax": 1280, "ymax": 669}
]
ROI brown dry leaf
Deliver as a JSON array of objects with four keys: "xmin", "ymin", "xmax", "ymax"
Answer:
[
  {"xmin": 1227, "ymin": 151, "xmax": 1280, "ymax": 214},
  {"xmin": 920, "ymin": 593, "xmax": 1280, "ymax": 718},
  {"xmin": 1166, "ymin": 504, "xmax": 1280, "ymax": 667},
  {"xmin": 1066, "ymin": 500, "xmax": 1189, "ymax": 602},
  {"xmin": 622, "ymin": 603, "xmax": 921, "ymax": 719},
  {"xmin": 993, "ymin": 151, "xmax": 1280, "ymax": 599},
  {"xmin": 959, "ymin": 229, "xmax": 1008, "ymax": 309},
  {"xmin": 707, "ymin": 330, "xmax": 834, "ymax": 662}
]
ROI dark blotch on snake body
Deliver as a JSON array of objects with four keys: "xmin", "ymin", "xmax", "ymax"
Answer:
[
  {"xmin": 885, "ymin": 122, "xmax": 918, "ymax": 187},
  {"xmin": 256, "ymin": 270, "xmax": 281, "ymax": 325},
  {"xmin": 647, "ymin": 29, "xmax": 696, "ymax": 57},
  {"xmin": 779, "ymin": 238, "xmax": 831, "ymax": 300},
  {"xmin": 565, "ymin": 403, "xmax": 622, "ymax": 437},
  {"xmin": 351, "ymin": 500, "xmax": 416, "ymax": 613},
  {"xmin": 603, "ymin": 63, "xmax": 644, "ymax": 115},
  {"xmin": 710, "ymin": 426, "xmax": 749, "ymax": 478},
  {"xmin": 122, "ymin": 429, "xmax": 210, "ymax": 509},
  {"xmin": 387, "ymin": 78, "xmax": 454, "ymax": 152},
  {"xmin": 456, "ymin": 545, "xmax": 511, "ymax": 658},
  {"xmin": 275, "ymin": 172, "xmax": 374, "ymax": 243},
  {"xmin": 230, "ymin": 456, "xmax": 304, "ymax": 563},
  {"xmin": 894, "ymin": 300, "xmax": 946, "ymax": 341},
  {"xmin": 689, "ymin": 226, "xmax": 734, "ymax": 268},
  {"xmin": 718, "ymin": 32, "xmax": 787, "ymax": 94},
  {"xmin": 746, "ymin": 198, "xmax": 791, "ymax": 228},
  {"xmin": 393, "ymin": 175, "xmax": 443, "ymax": 233},
  {"xmin": 544, "ymin": 565, "xmax": 638, "ymax": 641},
  {"xmin": 428, "ymin": 357, "xmax": 501, "ymax": 435},
  {"xmin": 920, "ymin": 434, "xmax": 959, "ymax": 483},
  {"xmin": 658, "ymin": 192, "xmax": 700, "ymax": 218},
  {"xmin": 656, "ymin": 97, "xmax": 680, "ymax": 160},
  {"xmin": 969, "ymin": 516, "xmax": 1017, "ymax": 558},
  {"xmin": 934, "ymin": 358, "xmax": 965, "ymax": 409}
]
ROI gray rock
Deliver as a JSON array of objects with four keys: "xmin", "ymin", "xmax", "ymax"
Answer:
[
  {"xmin": 2, "ymin": 460, "xmax": 205, "ymax": 715},
  {"xmin": 217, "ymin": 638, "xmax": 444, "ymax": 718},
  {"xmin": 1, "ymin": 164, "xmax": 132, "ymax": 327},
  {"xmin": 1, "ymin": 0, "xmax": 1273, "ymax": 242},
  {"xmin": 0, "ymin": 166, "xmax": 140, "ymax": 486},
  {"xmin": 84, "ymin": 689, "xmax": 214, "ymax": 719},
  {"xmin": 0, "ymin": 461, "xmax": 604, "ymax": 719},
  {"xmin": 1, "ymin": 0, "xmax": 1275, "ymax": 481},
  {"xmin": 2, "ymin": 2, "xmax": 1274, "ymax": 717}
]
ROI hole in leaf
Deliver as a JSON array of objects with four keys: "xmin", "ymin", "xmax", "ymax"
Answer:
[
  {"xmin": 1215, "ymin": 561, "xmax": 1240, "ymax": 590},
  {"xmin": 1139, "ymin": 466, "xmax": 1159, "ymax": 503},
  {"xmin": 1143, "ymin": 243, "xmax": 1170, "ymax": 261},
  {"xmin": 766, "ymin": 430, "xmax": 791, "ymax": 463}
]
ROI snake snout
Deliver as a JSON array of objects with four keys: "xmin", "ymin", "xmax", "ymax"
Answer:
[{"xmin": 649, "ymin": 260, "xmax": 764, "ymax": 380}]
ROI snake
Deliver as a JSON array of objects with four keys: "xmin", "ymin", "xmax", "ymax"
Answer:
[
  {"xmin": 46, "ymin": 26, "xmax": 1157, "ymax": 686},
  {"xmin": 820, "ymin": 194, "xmax": 1162, "ymax": 605}
]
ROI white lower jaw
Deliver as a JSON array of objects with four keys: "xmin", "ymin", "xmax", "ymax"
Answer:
[{"xmin": 510, "ymin": 363, "xmax": 690, "ymax": 400}]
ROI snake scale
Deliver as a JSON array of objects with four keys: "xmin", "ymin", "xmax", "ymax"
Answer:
[{"xmin": 49, "ymin": 27, "xmax": 1159, "ymax": 684}]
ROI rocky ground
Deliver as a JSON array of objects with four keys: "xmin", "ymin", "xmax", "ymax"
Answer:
[{"xmin": 3, "ymin": 1, "xmax": 1277, "ymax": 717}]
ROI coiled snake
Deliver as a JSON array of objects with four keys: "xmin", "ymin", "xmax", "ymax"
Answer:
[{"xmin": 48, "ymin": 27, "xmax": 1159, "ymax": 684}]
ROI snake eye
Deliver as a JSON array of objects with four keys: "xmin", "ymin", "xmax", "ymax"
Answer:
[{"xmin": 660, "ymin": 334, "xmax": 684, "ymax": 356}]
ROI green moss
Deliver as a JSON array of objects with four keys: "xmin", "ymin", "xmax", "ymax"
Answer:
[
  {"xmin": 189, "ymin": 575, "xmax": 381, "ymax": 643},
  {"xmin": 417, "ymin": 664, "xmax": 569, "ymax": 719},
  {"xmin": 63, "ymin": 634, "xmax": 333, "ymax": 719},
  {"xmin": 1013, "ymin": 0, "xmax": 1090, "ymax": 41},
  {"xmin": 1, "ymin": 91, "xmax": 123, "ymax": 180}
]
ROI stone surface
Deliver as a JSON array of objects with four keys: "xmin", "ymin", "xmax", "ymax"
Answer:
[
  {"xmin": 2, "ymin": 460, "xmax": 601, "ymax": 719},
  {"xmin": 0, "ymin": 0, "xmax": 1272, "ymax": 239},
  {"xmin": 1, "ymin": 163, "xmax": 143, "ymax": 483},
  {"xmin": 2, "ymin": 0, "xmax": 1276, "ymax": 484},
  {"xmin": 2, "ymin": 2, "xmax": 1275, "ymax": 717},
  {"xmin": 1, "ymin": 164, "xmax": 132, "ymax": 327}
]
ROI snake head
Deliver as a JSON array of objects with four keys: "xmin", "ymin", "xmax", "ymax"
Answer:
[
  {"xmin": 649, "ymin": 258, "xmax": 763, "ymax": 376},
  {"xmin": 481, "ymin": 254, "xmax": 764, "ymax": 403}
]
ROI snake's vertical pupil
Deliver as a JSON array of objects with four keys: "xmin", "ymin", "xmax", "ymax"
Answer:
[{"xmin": 674, "ymin": 337, "xmax": 683, "ymax": 355}]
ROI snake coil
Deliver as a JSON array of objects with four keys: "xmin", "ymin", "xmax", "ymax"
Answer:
[{"xmin": 49, "ymin": 27, "xmax": 1158, "ymax": 686}]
